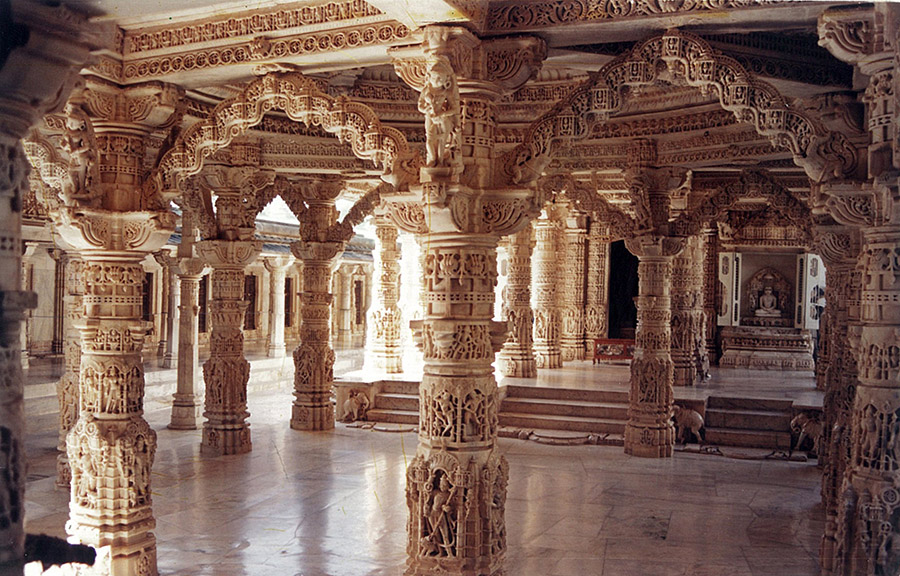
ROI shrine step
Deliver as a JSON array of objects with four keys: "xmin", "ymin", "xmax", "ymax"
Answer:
[
  {"xmin": 499, "ymin": 412, "xmax": 626, "ymax": 435},
  {"xmin": 706, "ymin": 396, "xmax": 794, "ymax": 412},
  {"xmin": 378, "ymin": 380, "xmax": 420, "ymax": 395},
  {"xmin": 704, "ymin": 408, "xmax": 791, "ymax": 432},
  {"xmin": 503, "ymin": 385, "xmax": 629, "ymax": 404},
  {"xmin": 703, "ymin": 427, "xmax": 792, "ymax": 450},
  {"xmin": 500, "ymin": 397, "xmax": 628, "ymax": 420},
  {"xmin": 364, "ymin": 408, "xmax": 418, "ymax": 426},
  {"xmin": 374, "ymin": 392, "xmax": 420, "ymax": 412}
]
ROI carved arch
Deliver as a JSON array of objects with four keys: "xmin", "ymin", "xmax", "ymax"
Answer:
[
  {"xmin": 147, "ymin": 72, "xmax": 421, "ymax": 205},
  {"xmin": 670, "ymin": 170, "xmax": 813, "ymax": 237},
  {"xmin": 538, "ymin": 173, "xmax": 637, "ymax": 241},
  {"xmin": 502, "ymin": 29, "xmax": 858, "ymax": 185}
]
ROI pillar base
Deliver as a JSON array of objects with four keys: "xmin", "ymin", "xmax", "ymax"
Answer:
[
  {"xmin": 290, "ymin": 404, "xmax": 335, "ymax": 431},
  {"xmin": 161, "ymin": 353, "xmax": 176, "ymax": 369},
  {"xmin": 623, "ymin": 422, "xmax": 674, "ymax": 458},
  {"xmin": 200, "ymin": 423, "xmax": 251, "ymax": 455},
  {"xmin": 168, "ymin": 395, "xmax": 201, "ymax": 430},
  {"xmin": 534, "ymin": 351, "xmax": 561, "ymax": 369},
  {"xmin": 498, "ymin": 356, "xmax": 536, "ymax": 378},
  {"xmin": 266, "ymin": 343, "xmax": 287, "ymax": 358},
  {"xmin": 561, "ymin": 342, "xmax": 585, "ymax": 362},
  {"xmin": 370, "ymin": 350, "xmax": 403, "ymax": 374}
]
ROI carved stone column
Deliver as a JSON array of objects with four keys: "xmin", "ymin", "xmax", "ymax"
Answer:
[
  {"xmin": 264, "ymin": 256, "xmax": 292, "ymax": 358},
  {"xmin": 196, "ymin": 241, "xmax": 260, "ymax": 454},
  {"xmin": 560, "ymin": 206, "xmax": 587, "ymax": 361},
  {"xmin": 623, "ymin": 236, "xmax": 684, "ymax": 458},
  {"xmin": 671, "ymin": 235, "xmax": 707, "ymax": 386},
  {"xmin": 291, "ymin": 238, "xmax": 342, "ymax": 430},
  {"xmin": 498, "ymin": 227, "xmax": 537, "ymax": 378},
  {"xmin": 532, "ymin": 211, "xmax": 562, "ymax": 369},
  {"xmin": 368, "ymin": 214, "xmax": 403, "ymax": 373},
  {"xmin": 56, "ymin": 253, "xmax": 83, "ymax": 487},
  {"xmin": 335, "ymin": 266, "xmax": 353, "ymax": 346},
  {"xmin": 702, "ymin": 225, "xmax": 720, "ymax": 365},
  {"xmin": 814, "ymin": 228, "xmax": 862, "ymax": 576},
  {"xmin": 0, "ymin": 143, "xmax": 38, "ymax": 576},
  {"xmin": 584, "ymin": 219, "xmax": 610, "ymax": 352},
  {"xmin": 154, "ymin": 253, "xmax": 180, "ymax": 368},
  {"xmin": 169, "ymin": 257, "xmax": 206, "ymax": 430}
]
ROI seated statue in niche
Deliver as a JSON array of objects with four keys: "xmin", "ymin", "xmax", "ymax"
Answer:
[{"xmin": 754, "ymin": 286, "xmax": 782, "ymax": 318}]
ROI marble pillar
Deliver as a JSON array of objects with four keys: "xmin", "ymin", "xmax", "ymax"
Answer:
[
  {"xmin": 560, "ymin": 207, "xmax": 587, "ymax": 362},
  {"xmin": 368, "ymin": 215, "xmax": 403, "ymax": 373},
  {"xmin": 0, "ymin": 143, "xmax": 38, "ymax": 576},
  {"xmin": 671, "ymin": 235, "xmax": 707, "ymax": 386},
  {"xmin": 815, "ymin": 228, "xmax": 861, "ymax": 576},
  {"xmin": 264, "ymin": 256, "xmax": 291, "ymax": 358},
  {"xmin": 169, "ymin": 258, "xmax": 206, "ymax": 430},
  {"xmin": 56, "ymin": 253, "xmax": 83, "ymax": 487},
  {"xmin": 406, "ymin": 235, "xmax": 508, "ymax": 575},
  {"xmin": 584, "ymin": 219, "xmax": 610, "ymax": 353},
  {"xmin": 702, "ymin": 225, "xmax": 720, "ymax": 365},
  {"xmin": 157, "ymin": 254, "xmax": 180, "ymax": 369},
  {"xmin": 532, "ymin": 213, "xmax": 562, "ymax": 369},
  {"xmin": 623, "ymin": 236, "xmax": 683, "ymax": 458},
  {"xmin": 498, "ymin": 227, "xmax": 537, "ymax": 378},
  {"xmin": 196, "ymin": 241, "xmax": 260, "ymax": 455},
  {"xmin": 291, "ymin": 239, "xmax": 342, "ymax": 431}
]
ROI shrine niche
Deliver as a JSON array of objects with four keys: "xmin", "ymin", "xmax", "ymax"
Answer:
[{"xmin": 717, "ymin": 251, "xmax": 823, "ymax": 371}]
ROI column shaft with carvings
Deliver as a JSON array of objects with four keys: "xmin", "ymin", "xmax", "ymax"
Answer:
[
  {"xmin": 560, "ymin": 206, "xmax": 587, "ymax": 361},
  {"xmin": 56, "ymin": 253, "xmax": 83, "ymax": 487},
  {"xmin": 196, "ymin": 242, "xmax": 260, "ymax": 454},
  {"xmin": 498, "ymin": 227, "xmax": 537, "ymax": 378},
  {"xmin": 702, "ymin": 225, "xmax": 720, "ymax": 365},
  {"xmin": 0, "ymin": 144, "xmax": 38, "ymax": 576},
  {"xmin": 532, "ymin": 212, "xmax": 562, "ymax": 369},
  {"xmin": 0, "ymin": 4, "xmax": 101, "ymax": 572},
  {"xmin": 671, "ymin": 235, "xmax": 707, "ymax": 386},
  {"xmin": 815, "ymin": 229, "xmax": 862, "ymax": 576},
  {"xmin": 290, "ymin": 195, "xmax": 343, "ymax": 431},
  {"xmin": 265, "ymin": 256, "xmax": 292, "ymax": 358},
  {"xmin": 368, "ymin": 214, "xmax": 403, "ymax": 373},
  {"xmin": 623, "ymin": 237, "xmax": 682, "ymax": 457},
  {"xmin": 169, "ymin": 258, "xmax": 206, "ymax": 430},
  {"xmin": 584, "ymin": 219, "xmax": 610, "ymax": 352}
]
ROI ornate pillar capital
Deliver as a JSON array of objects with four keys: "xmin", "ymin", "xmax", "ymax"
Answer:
[
  {"xmin": 53, "ymin": 207, "xmax": 175, "ymax": 255},
  {"xmin": 196, "ymin": 239, "xmax": 263, "ymax": 271}
]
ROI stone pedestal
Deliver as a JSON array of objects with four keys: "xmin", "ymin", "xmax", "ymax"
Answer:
[
  {"xmin": 719, "ymin": 326, "xmax": 814, "ymax": 370},
  {"xmin": 532, "ymin": 214, "xmax": 562, "ymax": 369},
  {"xmin": 368, "ymin": 215, "xmax": 403, "ymax": 373},
  {"xmin": 498, "ymin": 227, "xmax": 537, "ymax": 378},
  {"xmin": 196, "ymin": 240, "xmax": 261, "ymax": 455},
  {"xmin": 169, "ymin": 258, "xmax": 206, "ymax": 430},
  {"xmin": 291, "ymin": 240, "xmax": 342, "ymax": 431},
  {"xmin": 623, "ymin": 236, "xmax": 683, "ymax": 458}
]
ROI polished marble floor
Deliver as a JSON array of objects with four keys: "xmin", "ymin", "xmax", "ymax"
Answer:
[{"xmin": 24, "ymin": 353, "xmax": 824, "ymax": 575}]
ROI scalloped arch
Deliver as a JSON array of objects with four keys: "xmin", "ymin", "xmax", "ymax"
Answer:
[
  {"xmin": 504, "ymin": 30, "xmax": 858, "ymax": 185},
  {"xmin": 148, "ymin": 72, "xmax": 420, "ymax": 204}
]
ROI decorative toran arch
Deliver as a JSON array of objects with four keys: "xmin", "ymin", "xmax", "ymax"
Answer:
[
  {"xmin": 502, "ymin": 29, "xmax": 858, "ymax": 185},
  {"xmin": 146, "ymin": 72, "xmax": 421, "ymax": 206},
  {"xmin": 540, "ymin": 169, "xmax": 812, "ymax": 241}
]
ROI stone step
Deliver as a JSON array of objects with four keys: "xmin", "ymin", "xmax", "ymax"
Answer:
[
  {"xmin": 704, "ymin": 408, "xmax": 791, "ymax": 432},
  {"xmin": 374, "ymin": 393, "xmax": 419, "ymax": 412},
  {"xmin": 365, "ymin": 409, "xmax": 418, "ymax": 425},
  {"xmin": 378, "ymin": 380, "xmax": 420, "ymax": 395},
  {"xmin": 503, "ymin": 385, "xmax": 629, "ymax": 404},
  {"xmin": 500, "ymin": 397, "xmax": 628, "ymax": 420},
  {"xmin": 706, "ymin": 395, "xmax": 793, "ymax": 412},
  {"xmin": 499, "ymin": 412, "xmax": 626, "ymax": 435},
  {"xmin": 704, "ymin": 427, "xmax": 792, "ymax": 450}
]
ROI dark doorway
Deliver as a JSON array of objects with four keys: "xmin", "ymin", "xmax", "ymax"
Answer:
[{"xmin": 607, "ymin": 240, "xmax": 639, "ymax": 339}]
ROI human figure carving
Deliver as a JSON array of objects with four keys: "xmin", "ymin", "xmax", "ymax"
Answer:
[
  {"xmin": 418, "ymin": 60, "xmax": 460, "ymax": 168},
  {"xmin": 425, "ymin": 474, "xmax": 457, "ymax": 556},
  {"xmin": 754, "ymin": 286, "xmax": 781, "ymax": 317},
  {"xmin": 60, "ymin": 102, "xmax": 99, "ymax": 207}
]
